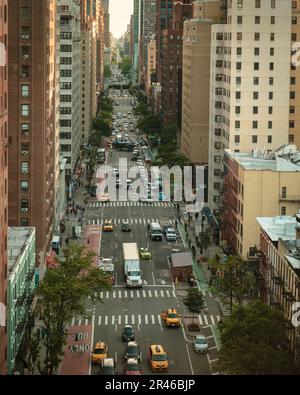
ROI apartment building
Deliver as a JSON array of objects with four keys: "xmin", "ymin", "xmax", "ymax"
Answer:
[
  {"xmin": 208, "ymin": 0, "xmax": 292, "ymax": 224},
  {"xmin": 146, "ymin": 35, "xmax": 156, "ymax": 98},
  {"xmin": 102, "ymin": 0, "xmax": 110, "ymax": 49},
  {"xmin": 8, "ymin": 0, "xmax": 57, "ymax": 274},
  {"xmin": 181, "ymin": 0, "xmax": 221, "ymax": 165},
  {"xmin": 140, "ymin": 0, "xmax": 157, "ymax": 84},
  {"xmin": 7, "ymin": 227, "xmax": 36, "ymax": 374},
  {"xmin": 0, "ymin": 0, "xmax": 7, "ymax": 375},
  {"xmin": 257, "ymin": 215, "xmax": 300, "ymax": 365},
  {"xmin": 59, "ymin": 0, "xmax": 81, "ymax": 196},
  {"xmin": 222, "ymin": 146, "xmax": 300, "ymax": 259},
  {"xmin": 161, "ymin": 0, "xmax": 194, "ymax": 128}
]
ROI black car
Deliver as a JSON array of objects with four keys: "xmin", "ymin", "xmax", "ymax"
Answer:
[
  {"xmin": 122, "ymin": 221, "xmax": 131, "ymax": 232},
  {"xmin": 124, "ymin": 341, "xmax": 141, "ymax": 360},
  {"xmin": 122, "ymin": 325, "xmax": 135, "ymax": 342}
]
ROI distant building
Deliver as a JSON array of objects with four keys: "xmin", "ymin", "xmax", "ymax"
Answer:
[
  {"xmin": 146, "ymin": 35, "xmax": 156, "ymax": 99},
  {"xmin": 7, "ymin": 227, "xmax": 36, "ymax": 374}
]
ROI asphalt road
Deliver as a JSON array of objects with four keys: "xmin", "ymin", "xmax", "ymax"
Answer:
[{"xmin": 70, "ymin": 89, "xmax": 219, "ymax": 375}]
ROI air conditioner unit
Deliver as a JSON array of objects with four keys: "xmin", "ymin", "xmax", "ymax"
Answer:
[
  {"xmin": 22, "ymin": 54, "xmax": 29, "ymax": 59},
  {"xmin": 21, "ymin": 34, "xmax": 29, "ymax": 39},
  {"xmin": 21, "ymin": 150, "xmax": 28, "ymax": 155},
  {"xmin": 21, "ymin": 208, "xmax": 28, "ymax": 212}
]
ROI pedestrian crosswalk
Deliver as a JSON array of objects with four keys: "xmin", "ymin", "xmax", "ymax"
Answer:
[
  {"xmin": 89, "ymin": 201, "xmax": 174, "ymax": 208},
  {"xmin": 87, "ymin": 218, "xmax": 176, "ymax": 226},
  {"xmin": 70, "ymin": 313, "xmax": 222, "ymax": 327},
  {"xmin": 96, "ymin": 288, "xmax": 176, "ymax": 300}
]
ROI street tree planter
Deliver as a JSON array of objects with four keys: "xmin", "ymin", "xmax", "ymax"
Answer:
[{"xmin": 187, "ymin": 323, "xmax": 200, "ymax": 332}]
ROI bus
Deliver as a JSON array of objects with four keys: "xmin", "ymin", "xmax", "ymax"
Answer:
[
  {"xmin": 112, "ymin": 141, "xmax": 134, "ymax": 152},
  {"xmin": 97, "ymin": 148, "xmax": 106, "ymax": 163}
]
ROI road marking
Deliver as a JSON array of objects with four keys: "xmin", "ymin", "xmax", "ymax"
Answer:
[
  {"xmin": 201, "ymin": 289, "xmax": 206, "ymax": 296},
  {"xmin": 145, "ymin": 315, "xmax": 148, "ymax": 325},
  {"xmin": 148, "ymin": 290, "xmax": 152, "ymax": 298},
  {"xmin": 136, "ymin": 290, "xmax": 140, "ymax": 298},
  {"xmin": 106, "ymin": 291, "xmax": 109, "ymax": 299},
  {"xmin": 113, "ymin": 291, "xmax": 116, "ymax": 298},
  {"xmin": 130, "ymin": 290, "xmax": 134, "ymax": 298},
  {"xmin": 142, "ymin": 290, "xmax": 146, "ymax": 297},
  {"xmin": 115, "ymin": 352, "xmax": 118, "ymax": 363},
  {"xmin": 198, "ymin": 315, "xmax": 203, "ymax": 325},
  {"xmin": 152, "ymin": 272, "xmax": 156, "ymax": 286},
  {"xmin": 100, "ymin": 292, "xmax": 103, "ymax": 299},
  {"xmin": 185, "ymin": 343, "xmax": 194, "ymax": 376},
  {"xmin": 124, "ymin": 290, "xmax": 128, "ymax": 298},
  {"xmin": 158, "ymin": 315, "xmax": 163, "ymax": 331},
  {"xmin": 138, "ymin": 315, "xmax": 141, "ymax": 325},
  {"xmin": 172, "ymin": 290, "xmax": 176, "ymax": 297},
  {"xmin": 160, "ymin": 290, "xmax": 164, "ymax": 297},
  {"xmin": 154, "ymin": 290, "xmax": 158, "ymax": 298},
  {"xmin": 112, "ymin": 316, "xmax": 115, "ymax": 325},
  {"xmin": 210, "ymin": 315, "xmax": 215, "ymax": 325},
  {"xmin": 166, "ymin": 290, "xmax": 170, "ymax": 297},
  {"xmin": 206, "ymin": 335, "xmax": 214, "ymax": 340},
  {"xmin": 98, "ymin": 316, "xmax": 102, "ymax": 326},
  {"xmin": 208, "ymin": 291, "xmax": 213, "ymax": 298},
  {"xmin": 217, "ymin": 315, "xmax": 221, "ymax": 322},
  {"xmin": 85, "ymin": 319, "xmax": 89, "ymax": 325},
  {"xmin": 151, "ymin": 315, "xmax": 155, "ymax": 324},
  {"xmin": 118, "ymin": 315, "xmax": 122, "ymax": 325},
  {"xmin": 71, "ymin": 317, "xmax": 75, "ymax": 326},
  {"xmin": 204, "ymin": 315, "xmax": 208, "ymax": 325},
  {"xmin": 125, "ymin": 315, "xmax": 128, "ymax": 325},
  {"xmin": 132, "ymin": 315, "xmax": 135, "ymax": 325},
  {"xmin": 105, "ymin": 316, "xmax": 108, "ymax": 325},
  {"xmin": 78, "ymin": 318, "xmax": 82, "ymax": 326},
  {"xmin": 118, "ymin": 291, "xmax": 122, "ymax": 298}
]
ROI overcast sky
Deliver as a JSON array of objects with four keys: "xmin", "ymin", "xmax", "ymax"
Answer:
[{"xmin": 109, "ymin": 0, "xmax": 133, "ymax": 38}]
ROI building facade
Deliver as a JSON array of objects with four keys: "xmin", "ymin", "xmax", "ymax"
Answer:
[
  {"xmin": 7, "ymin": 227, "xmax": 35, "ymax": 374},
  {"xmin": 8, "ymin": 0, "xmax": 57, "ymax": 274},
  {"xmin": 208, "ymin": 0, "xmax": 292, "ymax": 224},
  {"xmin": 59, "ymin": 0, "xmax": 81, "ymax": 196},
  {"xmin": 0, "ymin": 0, "xmax": 8, "ymax": 375},
  {"xmin": 257, "ymin": 215, "xmax": 300, "ymax": 366},
  {"xmin": 181, "ymin": 0, "xmax": 221, "ymax": 165},
  {"xmin": 146, "ymin": 34, "xmax": 156, "ymax": 98},
  {"xmin": 222, "ymin": 147, "xmax": 300, "ymax": 259}
]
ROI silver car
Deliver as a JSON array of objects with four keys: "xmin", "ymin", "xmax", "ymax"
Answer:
[{"xmin": 193, "ymin": 335, "xmax": 208, "ymax": 353}]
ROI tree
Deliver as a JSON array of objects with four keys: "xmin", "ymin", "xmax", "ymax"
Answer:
[
  {"xmin": 183, "ymin": 288, "xmax": 205, "ymax": 329},
  {"xmin": 209, "ymin": 254, "xmax": 256, "ymax": 312},
  {"xmin": 200, "ymin": 229, "xmax": 211, "ymax": 257},
  {"xmin": 38, "ymin": 245, "xmax": 111, "ymax": 374},
  {"xmin": 104, "ymin": 65, "xmax": 112, "ymax": 78},
  {"xmin": 119, "ymin": 56, "xmax": 131, "ymax": 76},
  {"xmin": 93, "ymin": 117, "xmax": 111, "ymax": 137},
  {"xmin": 215, "ymin": 300, "xmax": 297, "ymax": 375}
]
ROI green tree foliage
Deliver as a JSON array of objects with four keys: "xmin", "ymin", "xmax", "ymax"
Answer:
[
  {"xmin": 137, "ymin": 114, "xmax": 162, "ymax": 135},
  {"xmin": 200, "ymin": 230, "xmax": 211, "ymax": 257},
  {"xmin": 215, "ymin": 300, "xmax": 297, "ymax": 375},
  {"xmin": 183, "ymin": 288, "xmax": 205, "ymax": 323},
  {"xmin": 209, "ymin": 254, "xmax": 256, "ymax": 308},
  {"xmin": 119, "ymin": 56, "xmax": 132, "ymax": 77},
  {"xmin": 93, "ymin": 117, "xmax": 111, "ymax": 137},
  {"xmin": 104, "ymin": 65, "xmax": 112, "ymax": 78},
  {"xmin": 38, "ymin": 245, "xmax": 111, "ymax": 374}
]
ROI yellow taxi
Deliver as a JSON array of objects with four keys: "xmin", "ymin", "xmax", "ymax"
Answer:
[
  {"xmin": 91, "ymin": 342, "xmax": 108, "ymax": 364},
  {"xmin": 160, "ymin": 308, "xmax": 181, "ymax": 328},
  {"xmin": 103, "ymin": 219, "xmax": 113, "ymax": 232},
  {"xmin": 148, "ymin": 345, "xmax": 168, "ymax": 372}
]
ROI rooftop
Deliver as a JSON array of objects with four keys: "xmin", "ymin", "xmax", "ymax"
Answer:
[
  {"xmin": 171, "ymin": 252, "xmax": 193, "ymax": 268},
  {"xmin": 8, "ymin": 227, "xmax": 35, "ymax": 273},
  {"xmin": 225, "ymin": 145, "xmax": 300, "ymax": 171},
  {"xmin": 256, "ymin": 216, "xmax": 300, "ymax": 242}
]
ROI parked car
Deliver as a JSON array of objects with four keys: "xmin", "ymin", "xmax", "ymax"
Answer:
[
  {"xmin": 193, "ymin": 335, "xmax": 208, "ymax": 353},
  {"xmin": 122, "ymin": 325, "xmax": 135, "ymax": 342},
  {"xmin": 165, "ymin": 228, "xmax": 177, "ymax": 241},
  {"xmin": 124, "ymin": 341, "xmax": 141, "ymax": 360}
]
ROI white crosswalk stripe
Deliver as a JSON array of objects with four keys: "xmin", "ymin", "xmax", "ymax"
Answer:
[
  {"xmin": 138, "ymin": 315, "xmax": 141, "ymax": 325},
  {"xmin": 198, "ymin": 315, "xmax": 203, "ymax": 325},
  {"xmin": 125, "ymin": 315, "xmax": 128, "ymax": 325},
  {"xmin": 105, "ymin": 316, "xmax": 108, "ymax": 325},
  {"xmin": 142, "ymin": 290, "xmax": 146, "ymax": 297},
  {"xmin": 166, "ymin": 290, "xmax": 170, "ymax": 297},
  {"xmin": 204, "ymin": 315, "xmax": 208, "ymax": 325},
  {"xmin": 98, "ymin": 316, "xmax": 101, "ymax": 326},
  {"xmin": 132, "ymin": 315, "xmax": 135, "ymax": 325},
  {"xmin": 89, "ymin": 201, "xmax": 175, "ymax": 208},
  {"xmin": 145, "ymin": 315, "xmax": 148, "ymax": 325},
  {"xmin": 136, "ymin": 290, "xmax": 140, "ymax": 298},
  {"xmin": 210, "ymin": 315, "xmax": 215, "ymax": 325},
  {"xmin": 118, "ymin": 315, "xmax": 122, "ymax": 325},
  {"xmin": 151, "ymin": 315, "xmax": 155, "ymax": 324},
  {"xmin": 160, "ymin": 290, "xmax": 164, "ymax": 297},
  {"xmin": 154, "ymin": 290, "xmax": 158, "ymax": 298},
  {"xmin": 217, "ymin": 315, "xmax": 221, "ymax": 322},
  {"xmin": 148, "ymin": 290, "xmax": 152, "ymax": 298},
  {"xmin": 71, "ymin": 317, "xmax": 75, "ymax": 326}
]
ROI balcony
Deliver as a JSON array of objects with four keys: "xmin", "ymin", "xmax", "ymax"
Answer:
[
  {"xmin": 272, "ymin": 276, "xmax": 284, "ymax": 286},
  {"xmin": 279, "ymin": 194, "xmax": 300, "ymax": 202},
  {"xmin": 26, "ymin": 267, "xmax": 35, "ymax": 281},
  {"xmin": 16, "ymin": 292, "xmax": 26, "ymax": 307}
]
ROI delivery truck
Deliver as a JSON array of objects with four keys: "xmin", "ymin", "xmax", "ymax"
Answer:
[{"xmin": 122, "ymin": 243, "xmax": 142, "ymax": 288}]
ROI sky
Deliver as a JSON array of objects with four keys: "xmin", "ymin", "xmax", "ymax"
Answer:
[{"xmin": 109, "ymin": 0, "xmax": 133, "ymax": 39}]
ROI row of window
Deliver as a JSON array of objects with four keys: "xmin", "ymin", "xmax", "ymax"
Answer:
[
  {"xmin": 234, "ymin": 135, "xmax": 273, "ymax": 144},
  {"xmin": 233, "ymin": 0, "xmax": 281, "ymax": 9}
]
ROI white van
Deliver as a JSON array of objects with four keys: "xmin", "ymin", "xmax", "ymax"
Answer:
[{"xmin": 149, "ymin": 223, "xmax": 163, "ymax": 241}]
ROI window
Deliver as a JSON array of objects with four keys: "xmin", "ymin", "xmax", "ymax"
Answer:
[
  {"xmin": 235, "ymin": 135, "xmax": 240, "ymax": 144},
  {"xmin": 290, "ymin": 106, "xmax": 295, "ymax": 114},
  {"xmin": 291, "ymin": 77, "xmax": 296, "ymax": 85},
  {"xmin": 60, "ymin": 32, "xmax": 72, "ymax": 39},
  {"xmin": 292, "ymin": 33, "xmax": 297, "ymax": 42},
  {"xmin": 254, "ymin": 62, "xmax": 259, "ymax": 70},
  {"xmin": 235, "ymin": 121, "xmax": 240, "ymax": 129},
  {"xmin": 268, "ymin": 107, "xmax": 273, "ymax": 114},
  {"xmin": 255, "ymin": 0, "xmax": 260, "ymax": 7},
  {"xmin": 20, "ymin": 219, "xmax": 29, "ymax": 226},
  {"xmin": 21, "ymin": 104, "xmax": 29, "ymax": 117},
  {"xmin": 60, "ymin": 45, "xmax": 72, "ymax": 52},
  {"xmin": 290, "ymin": 91, "xmax": 296, "ymax": 99},
  {"xmin": 282, "ymin": 187, "xmax": 287, "ymax": 198},
  {"xmin": 268, "ymin": 121, "xmax": 273, "ymax": 129},
  {"xmin": 60, "ymin": 120, "xmax": 71, "ymax": 127},
  {"xmin": 269, "ymin": 77, "xmax": 274, "ymax": 85},
  {"xmin": 236, "ymin": 91, "xmax": 241, "ymax": 100},
  {"xmin": 253, "ymin": 106, "xmax": 258, "ymax": 114},
  {"xmin": 236, "ymin": 77, "xmax": 241, "ymax": 85},
  {"xmin": 61, "ymin": 57, "xmax": 72, "ymax": 65},
  {"xmin": 237, "ymin": 32, "xmax": 242, "ymax": 41},
  {"xmin": 252, "ymin": 121, "xmax": 258, "ymax": 129},
  {"xmin": 235, "ymin": 106, "xmax": 240, "ymax": 114},
  {"xmin": 254, "ymin": 47, "xmax": 260, "ymax": 56},
  {"xmin": 270, "ymin": 16, "xmax": 275, "ymax": 24},
  {"xmin": 60, "ymin": 69, "xmax": 71, "ymax": 77},
  {"xmin": 290, "ymin": 120, "xmax": 295, "ymax": 128},
  {"xmin": 21, "ymin": 143, "xmax": 29, "ymax": 155},
  {"xmin": 252, "ymin": 135, "xmax": 258, "ymax": 143},
  {"xmin": 254, "ymin": 33, "xmax": 260, "ymax": 41},
  {"xmin": 21, "ymin": 7, "xmax": 30, "ymax": 17},
  {"xmin": 289, "ymin": 134, "xmax": 295, "ymax": 143},
  {"xmin": 21, "ymin": 65, "xmax": 29, "ymax": 78},
  {"xmin": 281, "ymin": 207, "xmax": 286, "ymax": 216},
  {"xmin": 21, "ymin": 181, "xmax": 29, "ymax": 192},
  {"xmin": 60, "ymin": 82, "xmax": 71, "ymax": 90},
  {"xmin": 21, "ymin": 124, "xmax": 29, "ymax": 136},
  {"xmin": 237, "ymin": 47, "xmax": 242, "ymax": 55},
  {"xmin": 271, "ymin": 0, "xmax": 276, "ymax": 8},
  {"xmin": 255, "ymin": 16, "xmax": 260, "ymax": 24},
  {"xmin": 20, "ymin": 200, "xmax": 29, "ymax": 213},
  {"xmin": 253, "ymin": 77, "xmax": 259, "ymax": 85},
  {"xmin": 60, "ymin": 107, "xmax": 71, "ymax": 115},
  {"xmin": 253, "ymin": 92, "xmax": 259, "ymax": 100},
  {"xmin": 270, "ymin": 33, "xmax": 275, "ymax": 41},
  {"xmin": 236, "ymin": 62, "xmax": 241, "ymax": 70},
  {"xmin": 21, "ymin": 162, "xmax": 29, "ymax": 174},
  {"xmin": 269, "ymin": 92, "xmax": 273, "ymax": 100},
  {"xmin": 237, "ymin": 16, "xmax": 243, "ymax": 24},
  {"xmin": 60, "ymin": 95, "xmax": 71, "ymax": 102},
  {"xmin": 270, "ymin": 48, "xmax": 274, "ymax": 56},
  {"xmin": 21, "ymin": 85, "xmax": 29, "ymax": 97},
  {"xmin": 215, "ymin": 142, "xmax": 221, "ymax": 149},
  {"xmin": 292, "ymin": 16, "xmax": 297, "ymax": 25},
  {"xmin": 268, "ymin": 135, "xmax": 272, "ymax": 144},
  {"xmin": 269, "ymin": 63, "xmax": 274, "ymax": 71}
]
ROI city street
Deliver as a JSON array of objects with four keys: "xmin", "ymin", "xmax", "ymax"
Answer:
[{"xmin": 66, "ymin": 89, "xmax": 221, "ymax": 375}]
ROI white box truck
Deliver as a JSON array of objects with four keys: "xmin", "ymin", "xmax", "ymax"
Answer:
[{"xmin": 122, "ymin": 243, "xmax": 142, "ymax": 288}]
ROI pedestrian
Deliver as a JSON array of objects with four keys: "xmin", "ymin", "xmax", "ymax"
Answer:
[{"xmin": 175, "ymin": 219, "xmax": 178, "ymax": 228}]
